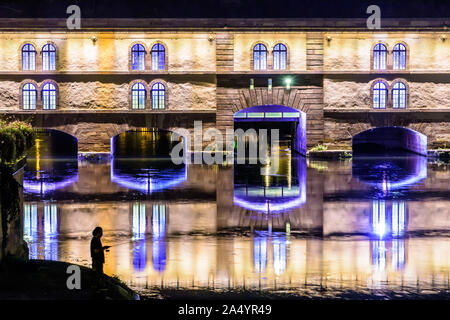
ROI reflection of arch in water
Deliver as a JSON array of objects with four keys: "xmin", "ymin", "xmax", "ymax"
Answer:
[
  {"xmin": 111, "ymin": 128, "xmax": 183, "ymax": 158},
  {"xmin": 23, "ymin": 160, "xmax": 79, "ymax": 194},
  {"xmin": 352, "ymin": 156, "xmax": 427, "ymax": 191},
  {"xmin": 111, "ymin": 159, "xmax": 187, "ymax": 194},
  {"xmin": 352, "ymin": 127, "xmax": 427, "ymax": 156},
  {"xmin": 233, "ymin": 157, "xmax": 306, "ymax": 213}
]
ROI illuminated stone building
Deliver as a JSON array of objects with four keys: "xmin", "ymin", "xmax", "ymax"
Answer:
[{"xmin": 0, "ymin": 18, "xmax": 449, "ymax": 153}]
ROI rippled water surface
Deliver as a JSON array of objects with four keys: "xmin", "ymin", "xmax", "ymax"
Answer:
[{"xmin": 22, "ymin": 151, "xmax": 450, "ymax": 298}]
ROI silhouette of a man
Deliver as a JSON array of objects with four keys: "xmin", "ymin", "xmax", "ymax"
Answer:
[{"xmin": 90, "ymin": 227, "xmax": 110, "ymax": 287}]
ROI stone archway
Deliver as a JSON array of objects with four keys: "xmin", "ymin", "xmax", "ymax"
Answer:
[{"xmin": 352, "ymin": 126, "xmax": 427, "ymax": 156}]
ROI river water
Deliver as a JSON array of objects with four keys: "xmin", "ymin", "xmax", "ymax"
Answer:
[{"xmin": 22, "ymin": 147, "xmax": 450, "ymax": 298}]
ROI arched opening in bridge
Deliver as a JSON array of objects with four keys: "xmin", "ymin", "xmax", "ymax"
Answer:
[
  {"xmin": 111, "ymin": 128, "xmax": 181, "ymax": 158},
  {"xmin": 234, "ymin": 105, "xmax": 306, "ymax": 156},
  {"xmin": 24, "ymin": 129, "xmax": 78, "ymax": 195},
  {"xmin": 28, "ymin": 129, "xmax": 78, "ymax": 159},
  {"xmin": 352, "ymin": 127, "xmax": 427, "ymax": 157}
]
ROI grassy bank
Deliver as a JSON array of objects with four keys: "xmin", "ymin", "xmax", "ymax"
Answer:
[{"xmin": 0, "ymin": 259, "xmax": 138, "ymax": 300}]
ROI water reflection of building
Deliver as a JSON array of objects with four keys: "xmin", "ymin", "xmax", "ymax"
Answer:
[
  {"xmin": 111, "ymin": 159, "xmax": 187, "ymax": 194},
  {"xmin": 23, "ymin": 159, "xmax": 78, "ymax": 194},
  {"xmin": 232, "ymin": 154, "xmax": 307, "ymax": 231},
  {"xmin": 253, "ymin": 231, "xmax": 288, "ymax": 276},
  {"xmin": 131, "ymin": 202, "xmax": 167, "ymax": 273},
  {"xmin": 371, "ymin": 200, "xmax": 407, "ymax": 271},
  {"xmin": 23, "ymin": 203, "xmax": 58, "ymax": 260},
  {"xmin": 352, "ymin": 156, "xmax": 427, "ymax": 193}
]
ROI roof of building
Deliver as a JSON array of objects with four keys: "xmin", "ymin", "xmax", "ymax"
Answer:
[{"xmin": 0, "ymin": 0, "xmax": 449, "ymax": 19}]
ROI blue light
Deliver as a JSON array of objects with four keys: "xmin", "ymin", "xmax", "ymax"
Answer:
[
  {"xmin": 23, "ymin": 204, "xmax": 38, "ymax": 259},
  {"xmin": 253, "ymin": 232, "xmax": 268, "ymax": 273},
  {"xmin": 152, "ymin": 205, "xmax": 167, "ymax": 272},
  {"xmin": 43, "ymin": 204, "xmax": 58, "ymax": 261},
  {"xmin": 111, "ymin": 160, "xmax": 187, "ymax": 194},
  {"xmin": 272, "ymin": 233, "xmax": 287, "ymax": 275}
]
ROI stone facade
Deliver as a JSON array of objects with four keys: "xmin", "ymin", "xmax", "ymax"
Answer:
[{"xmin": 0, "ymin": 18, "xmax": 448, "ymax": 152}]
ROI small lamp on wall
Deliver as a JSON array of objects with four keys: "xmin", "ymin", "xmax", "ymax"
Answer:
[
  {"xmin": 284, "ymin": 77, "xmax": 292, "ymax": 90},
  {"xmin": 440, "ymin": 34, "xmax": 447, "ymax": 42},
  {"xmin": 208, "ymin": 33, "xmax": 215, "ymax": 42},
  {"xmin": 326, "ymin": 35, "xmax": 332, "ymax": 42},
  {"xmin": 91, "ymin": 36, "xmax": 98, "ymax": 44}
]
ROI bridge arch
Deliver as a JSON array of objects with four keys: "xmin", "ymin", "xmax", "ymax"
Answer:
[
  {"xmin": 234, "ymin": 104, "xmax": 306, "ymax": 155},
  {"xmin": 111, "ymin": 127, "xmax": 183, "ymax": 158},
  {"xmin": 352, "ymin": 126, "xmax": 427, "ymax": 156},
  {"xmin": 31, "ymin": 128, "xmax": 78, "ymax": 158}
]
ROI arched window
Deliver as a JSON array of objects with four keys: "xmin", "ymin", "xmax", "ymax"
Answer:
[
  {"xmin": 131, "ymin": 44, "xmax": 146, "ymax": 71},
  {"xmin": 273, "ymin": 43, "xmax": 287, "ymax": 70},
  {"xmin": 151, "ymin": 43, "xmax": 165, "ymax": 71},
  {"xmin": 373, "ymin": 81, "xmax": 388, "ymax": 109},
  {"xmin": 22, "ymin": 83, "xmax": 37, "ymax": 110},
  {"xmin": 131, "ymin": 82, "xmax": 146, "ymax": 109},
  {"xmin": 22, "ymin": 44, "xmax": 36, "ymax": 71},
  {"xmin": 42, "ymin": 44, "xmax": 56, "ymax": 71},
  {"xmin": 392, "ymin": 81, "xmax": 407, "ymax": 109},
  {"xmin": 393, "ymin": 43, "xmax": 407, "ymax": 70},
  {"xmin": 42, "ymin": 82, "xmax": 57, "ymax": 110},
  {"xmin": 253, "ymin": 43, "xmax": 267, "ymax": 70},
  {"xmin": 373, "ymin": 43, "xmax": 387, "ymax": 70},
  {"xmin": 151, "ymin": 82, "xmax": 166, "ymax": 110}
]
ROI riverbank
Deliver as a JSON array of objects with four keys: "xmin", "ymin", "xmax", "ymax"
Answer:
[
  {"xmin": 0, "ymin": 259, "xmax": 138, "ymax": 300},
  {"xmin": 307, "ymin": 149, "xmax": 450, "ymax": 161},
  {"xmin": 140, "ymin": 288, "xmax": 450, "ymax": 300}
]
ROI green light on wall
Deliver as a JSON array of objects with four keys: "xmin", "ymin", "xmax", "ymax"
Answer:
[
  {"xmin": 265, "ymin": 112, "xmax": 282, "ymax": 118},
  {"xmin": 247, "ymin": 112, "xmax": 264, "ymax": 118},
  {"xmin": 285, "ymin": 77, "xmax": 292, "ymax": 90}
]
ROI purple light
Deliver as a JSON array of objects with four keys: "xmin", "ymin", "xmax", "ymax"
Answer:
[
  {"xmin": 110, "ymin": 161, "xmax": 187, "ymax": 193},
  {"xmin": 23, "ymin": 173, "xmax": 79, "ymax": 194}
]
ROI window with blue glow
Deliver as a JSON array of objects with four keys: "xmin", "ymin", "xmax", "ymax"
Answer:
[
  {"xmin": 42, "ymin": 82, "xmax": 57, "ymax": 110},
  {"xmin": 373, "ymin": 43, "xmax": 387, "ymax": 70},
  {"xmin": 42, "ymin": 43, "xmax": 56, "ymax": 71},
  {"xmin": 22, "ymin": 83, "xmax": 37, "ymax": 110},
  {"xmin": 132, "ymin": 202, "xmax": 147, "ymax": 272},
  {"xmin": 151, "ymin": 43, "xmax": 165, "ymax": 71},
  {"xmin": 22, "ymin": 44, "xmax": 36, "ymax": 71},
  {"xmin": 253, "ymin": 43, "xmax": 267, "ymax": 70},
  {"xmin": 372, "ymin": 200, "xmax": 386, "ymax": 238},
  {"xmin": 151, "ymin": 82, "xmax": 166, "ymax": 110},
  {"xmin": 392, "ymin": 81, "xmax": 407, "ymax": 109},
  {"xmin": 131, "ymin": 82, "xmax": 146, "ymax": 109},
  {"xmin": 273, "ymin": 43, "xmax": 287, "ymax": 70},
  {"xmin": 43, "ymin": 204, "xmax": 58, "ymax": 261},
  {"xmin": 132, "ymin": 202, "xmax": 146, "ymax": 239},
  {"xmin": 393, "ymin": 43, "xmax": 407, "ymax": 70},
  {"xmin": 131, "ymin": 43, "xmax": 146, "ymax": 71},
  {"xmin": 253, "ymin": 233, "xmax": 268, "ymax": 272},
  {"xmin": 373, "ymin": 81, "xmax": 388, "ymax": 109},
  {"xmin": 152, "ymin": 204, "xmax": 166, "ymax": 272}
]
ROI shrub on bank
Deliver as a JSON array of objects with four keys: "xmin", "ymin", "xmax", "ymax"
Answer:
[{"xmin": 0, "ymin": 120, "xmax": 35, "ymax": 165}]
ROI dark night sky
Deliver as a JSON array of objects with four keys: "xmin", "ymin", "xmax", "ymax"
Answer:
[{"xmin": 0, "ymin": 0, "xmax": 449, "ymax": 18}]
